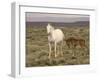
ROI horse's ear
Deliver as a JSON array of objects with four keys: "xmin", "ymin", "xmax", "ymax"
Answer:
[
  {"xmin": 46, "ymin": 23, "xmax": 51, "ymax": 33},
  {"xmin": 47, "ymin": 23, "xmax": 52, "ymax": 29},
  {"xmin": 46, "ymin": 23, "xmax": 54, "ymax": 33},
  {"xmin": 47, "ymin": 23, "xmax": 50, "ymax": 28},
  {"xmin": 47, "ymin": 23, "xmax": 51, "ymax": 26}
]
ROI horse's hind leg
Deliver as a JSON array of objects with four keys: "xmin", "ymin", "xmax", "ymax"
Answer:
[
  {"xmin": 54, "ymin": 42, "xmax": 57, "ymax": 58},
  {"xmin": 57, "ymin": 44, "xmax": 60, "ymax": 56},
  {"xmin": 48, "ymin": 42, "xmax": 52, "ymax": 59},
  {"xmin": 60, "ymin": 41, "xmax": 63, "ymax": 56}
]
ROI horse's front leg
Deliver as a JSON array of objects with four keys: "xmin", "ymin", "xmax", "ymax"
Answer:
[
  {"xmin": 48, "ymin": 42, "xmax": 51, "ymax": 59},
  {"xmin": 55, "ymin": 42, "xmax": 57, "ymax": 58},
  {"xmin": 60, "ymin": 41, "xmax": 63, "ymax": 56}
]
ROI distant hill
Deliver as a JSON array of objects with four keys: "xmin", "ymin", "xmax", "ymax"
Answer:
[{"xmin": 26, "ymin": 21, "xmax": 89, "ymax": 28}]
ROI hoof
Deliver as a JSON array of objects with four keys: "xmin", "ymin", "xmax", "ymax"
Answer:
[
  {"xmin": 48, "ymin": 56, "xmax": 51, "ymax": 59},
  {"xmin": 60, "ymin": 53, "xmax": 63, "ymax": 57}
]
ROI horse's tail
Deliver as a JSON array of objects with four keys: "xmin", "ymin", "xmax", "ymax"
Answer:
[{"xmin": 63, "ymin": 34, "xmax": 66, "ymax": 41}]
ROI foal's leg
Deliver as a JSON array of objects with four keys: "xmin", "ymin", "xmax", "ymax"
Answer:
[
  {"xmin": 48, "ymin": 42, "xmax": 52, "ymax": 59},
  {"xmin": 55, "ymin": 42, "xmax": 57, "ymax": 58}
]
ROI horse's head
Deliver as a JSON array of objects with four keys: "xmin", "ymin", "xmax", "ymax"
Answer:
[{"xmin": 46, "ymin": 23, "xmax": 54, "ymax": 34}]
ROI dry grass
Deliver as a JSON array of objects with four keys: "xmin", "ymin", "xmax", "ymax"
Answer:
[{"xmin": 26, "ymin": 25, "xmax": 89, "ymax": 67}]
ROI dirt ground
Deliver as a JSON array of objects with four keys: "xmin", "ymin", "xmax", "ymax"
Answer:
[{"xmin": 26, "ymin": 24, "xmax": 89, "ymax": 67}]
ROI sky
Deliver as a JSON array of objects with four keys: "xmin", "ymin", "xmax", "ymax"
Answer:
[{"xmin": 26, "ymin": 12, "xmax": 89, "ymax": 23}]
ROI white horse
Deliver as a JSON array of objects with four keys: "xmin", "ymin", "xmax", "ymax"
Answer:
[{"xmin": 46, "ymin": 23, "xmax": 65, "ymax": 59}]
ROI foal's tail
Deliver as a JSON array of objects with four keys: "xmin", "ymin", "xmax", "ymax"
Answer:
[{"xmin": 63, "ymin": 36, "xmax": 67, "ymax": 47}]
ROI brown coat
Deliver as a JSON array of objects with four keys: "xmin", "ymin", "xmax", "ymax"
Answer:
[{"xmin": 65, "ymin": 37, "xmax": 86, "ymax": 48}]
